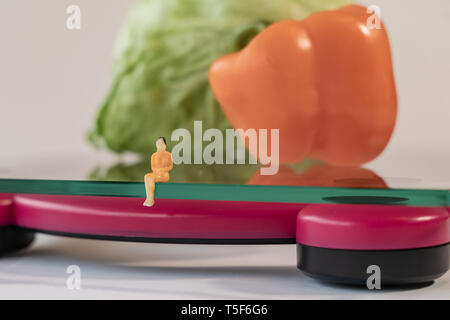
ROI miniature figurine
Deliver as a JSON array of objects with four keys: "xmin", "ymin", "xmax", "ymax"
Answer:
[{"xmin": 143, "ymin": 137, "xmax": 173, "ymax": 207}]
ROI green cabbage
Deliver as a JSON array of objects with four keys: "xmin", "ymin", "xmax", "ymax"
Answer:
[{"xmin": 89, "ymin": 0, "xmax": 351, "ymax": 155}]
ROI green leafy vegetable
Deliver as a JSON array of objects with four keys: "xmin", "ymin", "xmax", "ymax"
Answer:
[{"xmin": 89, "ymin": 0, "xmax": 351, "ymax": 155}]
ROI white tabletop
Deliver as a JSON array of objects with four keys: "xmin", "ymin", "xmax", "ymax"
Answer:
[{"xmin": 0, "ymin": 234, "xmax": 448, "ymax": 299}]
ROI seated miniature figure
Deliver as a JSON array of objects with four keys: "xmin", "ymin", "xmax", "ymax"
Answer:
[{"xmin": 143, "ymin": 137, "xmax": 173, "ymax": 207}]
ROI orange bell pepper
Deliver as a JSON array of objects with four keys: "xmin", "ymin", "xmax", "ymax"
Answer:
[{"xmin": 209, "ymin": 5, "xmax": 397, "ymax": 166}]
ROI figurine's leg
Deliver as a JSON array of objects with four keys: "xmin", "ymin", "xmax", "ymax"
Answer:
[{"xmin": 143, "ymin": 173, "xmax": 155, "ymax": 207}]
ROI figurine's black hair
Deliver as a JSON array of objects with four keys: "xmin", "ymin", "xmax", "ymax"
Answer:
[{"xmin": 158, "ymin": 137, "xmax": 167, "ymax": 145}]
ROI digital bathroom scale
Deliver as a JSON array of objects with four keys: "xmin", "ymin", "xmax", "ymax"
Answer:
[{"xmin": 0, "ymin": 164, "xmax": 448, "ymax": 286}]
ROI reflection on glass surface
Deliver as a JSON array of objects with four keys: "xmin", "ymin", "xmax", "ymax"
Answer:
[
  {"xmin": 89, "ymin": 161, "xmax": 259, "ymax": 185},
  {"xmin": 247, "ymin": 161, "xmax": 388, "ymax": 189},
  {"xmin": 89, "ymin": 158, "xmax": 389, "ymax": 189}
]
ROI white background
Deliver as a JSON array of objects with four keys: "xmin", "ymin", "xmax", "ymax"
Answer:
[{"xmin": 0, "ymin": 0, "xmax": 449, "ymax": 299}]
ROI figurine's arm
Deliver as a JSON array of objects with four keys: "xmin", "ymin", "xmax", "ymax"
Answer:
[
  {"xmin": 168, "ymin": 153, "xmax": 173, "ymax": 171},
  {"xmin": 150, "ymin": 153, "xmax": 157, "ymax": 172}
]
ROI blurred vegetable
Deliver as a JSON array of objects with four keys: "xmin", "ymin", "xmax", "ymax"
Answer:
[
  {"xmin": 209, "ymin": 5, "xmax": 397, "ymax": 166},
  {"xmin": 248, "ymin": 163, "xmax": 388, "ymax": 189},
  {"xmin": 89, "ymin": 0, "xmax": 351, "ymax": 155}
]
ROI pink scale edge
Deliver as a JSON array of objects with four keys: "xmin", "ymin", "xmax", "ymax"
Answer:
[
  {"xmin": 10, "ymin": 194, "xmax": 305, "ymax": 240},
  {"xmin": 296, "ymin": 204, "xmax": 449, "ymax": 250},
  {"xmin": 0, "ymin": 194, "xmax": 448, "ymax": 250}
]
